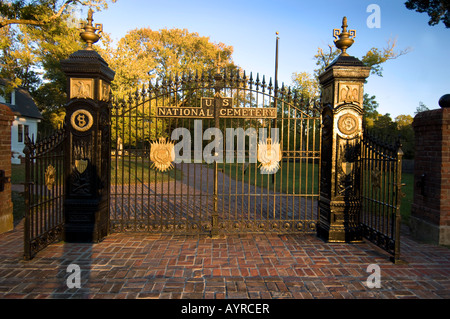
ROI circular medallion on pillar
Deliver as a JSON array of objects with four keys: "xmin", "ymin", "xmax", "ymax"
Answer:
[
  {"xmin": 71, "ymin": 109, "xmax": 94, "ymax": 132},
  {"xmin": 337, "ymin": 112, "xmax": 359, "ymax": 136}
]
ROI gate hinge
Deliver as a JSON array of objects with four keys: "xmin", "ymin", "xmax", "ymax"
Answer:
[{"xmin": 0, "ymin": 170, "xmax": 11, "ymax": 192}]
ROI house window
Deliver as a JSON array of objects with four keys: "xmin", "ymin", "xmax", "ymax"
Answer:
[
  {"xmin": 5, "ymin": 92, "xmax": 12, "ymax": 104},
  {"xmin": 24, "ymin": 125, "xmax": 29, "ymax": 140},
  {"xmin": 0, "ymin": 88, "xmax": 13, "ymax": 104},
  {"xmin": 18, "ymin": 124, "xmax": 23, "ymax": 143}
]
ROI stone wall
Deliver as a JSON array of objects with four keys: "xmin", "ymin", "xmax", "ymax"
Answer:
[
  {"xmin": 0, "ymin": 104, "xmax": 14, "ymax": 234},
  {"xmin": 410, "ymin": 95, "xmax": 450, "ymax": 245}
]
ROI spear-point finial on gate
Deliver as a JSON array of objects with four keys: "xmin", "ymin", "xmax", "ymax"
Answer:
[
  {"xmin": 215, "ymin": 51, "xmax": 225, "ymax": 75},
  {"xmin": 333, "ymin": 16, "xmax": 356, "ymax": 56},
  {"xmin": 79, "ymin": 8, "xmax": 103, "ymax": 50}
]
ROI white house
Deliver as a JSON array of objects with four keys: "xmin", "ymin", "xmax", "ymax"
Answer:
[{"xmin": 0, "ymin": 80, "xmax": 43, "ymax": 164}]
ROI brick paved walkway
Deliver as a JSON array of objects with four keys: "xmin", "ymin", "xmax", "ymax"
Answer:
[{"xmin": 0, "ymin": 221, "xmax": 449, "ymax": 300}]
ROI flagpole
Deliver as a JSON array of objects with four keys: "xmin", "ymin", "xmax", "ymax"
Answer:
[
  {"xmin": 272, "ymin": 32, "xmax": 279, "ymax": 185},
  {"xmin": 274, "ymin": 32, "xmax": 279, "ymax": 103},
  {"xmin": 273, "ymin": 31, "xmax": 279, "ymax": 131}
]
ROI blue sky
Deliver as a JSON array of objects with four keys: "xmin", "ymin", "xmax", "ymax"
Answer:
[{"xmin": 92, "ymin": 0, "xmax": 450, "ymax": 118}]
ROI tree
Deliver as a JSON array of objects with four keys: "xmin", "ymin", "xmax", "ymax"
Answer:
[
  {"xmin": 363, "ymin": 93, "xmax": 380, "ymax": 127},
  {"xmin": 372, "ymin": 113, "xmax": 397, "ymax": 136},
  {"xmin": 405, "ymin": 0, "xmax": 450, "ymax": 28},
  {"xmin": 291, "ymin": 71, "xmax": 320, "ymax": 103},
  {"xmin": 0, "ymin": 0, "xmax": 116, "ymax": 94},
  {"xmin": 99, "ymin": 27, "xmax": 239, "ymax": 147},
  {"xmin": 0, "ymin": 1, "xmax": 117, "ymax": 131},
  {"xmin": 101, "ymin": 27, "xmax": 236, "ymax": 99},
  {"xmin": 395, "ymin": 114, "xmax": 414, "ymax": 129},
  {"xmin": 313, "ymin": 44, "xmax": 340, "ymax": 76},
  {"xmin": 361, "ymin": 38, "xmax": 411, "ymax": 77},
  {"xmin": 308, "ymin": 37, "xmax": 411, "ymax": 128},
  {"xmin": 0, "ymin": 14, "xmax": 84, "ymax": 108},
  {"xmin": 415, "ymin": 101, "xmax": 430, "ymax": 114},
  {"xmin": 0, "ymin": 0, "xmax": 116, "ymax": 29},
  {"xmin": 27, "ymin": 19, "xmax": 84, "ymax": 111},
  {"xmin": 395, "ymin": 114, "xmax": 415, "ymax": 159},
  {"xmin": 314, "ymin": 37, "xmax": 411, "ymax": 78}
]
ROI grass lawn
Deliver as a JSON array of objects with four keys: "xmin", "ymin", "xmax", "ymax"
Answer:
[
  {"xmin": 215, "ymin": 160, "xmax": 319, "ymax": 195},
  {"xmin": 111, "ymin": 156, "xmax": 182, "ymax": 184},
  {"xmin": 217, "ymin": 161, "xmax": 415, "ymax": 226},
  {"xmin": 11, "ymin": 163, "xmax": 25, "ymax": 184},
  {"xmin": 12, "ymin": 159, "xmax": 183, "ymax": 185}
]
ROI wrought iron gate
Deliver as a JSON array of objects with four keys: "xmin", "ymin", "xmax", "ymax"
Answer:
[
  {"xmin": 110, "ymin": 70, "xmax": 321, "ymax": 234},
  {"xmin": 23, "ymin": 129, "xmax": 66, "ymax": 260},
  {"xmin": 360, "ymin": 130, "xmax": 404, "ymax": 263}
]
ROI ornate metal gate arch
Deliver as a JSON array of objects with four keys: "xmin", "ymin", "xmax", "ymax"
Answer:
[{"xmin": 109, "ymin": 69, "xmax": 322, "ymax": 235}]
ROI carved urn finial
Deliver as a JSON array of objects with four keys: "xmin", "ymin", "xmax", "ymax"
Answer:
[
  {"xmin": 333, "ymin": 16, "xmax": 356, "ymax": 56},
  {"xmin": 79, "ymin": 8, "xmax": 103, "ymax": 50}
]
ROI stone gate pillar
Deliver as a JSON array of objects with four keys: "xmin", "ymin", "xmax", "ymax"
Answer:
[
  {"xmin": 317, "ymin": 17, "xmax": 370, "ymax": 242},
  {"xmin": 410, "ymin": 95, "xmax": 450, "ymax": 245},
  {"xmin": 60, "ymin": 10, "xmax": 115, "ymax": 242},
  {"xmin": 0, "ymin": 104, "xmax": 14, "ymax": 234}
]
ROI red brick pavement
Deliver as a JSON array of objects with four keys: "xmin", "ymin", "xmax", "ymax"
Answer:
[{"xmin": 0, "ymin": 221, "xmax": 449, "ymax": 300}]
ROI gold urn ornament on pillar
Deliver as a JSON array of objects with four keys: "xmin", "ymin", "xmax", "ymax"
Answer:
[
  {"xmin": 333, "ymin": 16, "xmax": 356, "ymax": 56},
  {"xmin": 79, "ymin": 9, "xmax": 103, "ymax": 50}
]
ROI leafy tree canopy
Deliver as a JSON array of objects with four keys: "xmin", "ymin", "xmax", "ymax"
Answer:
[
  {"xmin": 314, "ymin": 37, "xmax": 411, "ymax": 78},
  {"xmin": 292, "ymin": 37, "xmax": 411, "ymax": 125},
  {"xmin": 415, "ymin": 101, "xmax": 430, "ymax": 114},
  {"xmin": 0, "ymin": 0, "xmax": 116, "ymax": 132},
  {"xmin": 0, "ymin": 0, "xmax": 116, "ymax": 29},
  {"xmin": 405, "ymin": 0, "xmax": 450, "ymax": 28},
  {"xmin": 100, "ymin": 27, "xmax": 237, "ymax": 99},
  {"xmin": 291, "ymin": 71, "xmax": 319, "ymax": 104}
]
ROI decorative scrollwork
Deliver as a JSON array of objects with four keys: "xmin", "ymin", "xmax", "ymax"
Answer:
[{"xmin": 44, "ymin": 165, "xmax": 56, "ymax": 191}]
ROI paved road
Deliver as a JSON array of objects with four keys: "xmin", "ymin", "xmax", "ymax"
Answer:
[{"xmin": 0, "ymin": 219, "xmax": 449, "ymax": 300}]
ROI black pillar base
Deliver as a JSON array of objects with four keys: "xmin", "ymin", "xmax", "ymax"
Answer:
[
  {"xmin": 317, "ymin": 199, "xmax": 363, "ymax": 243},
  {"xmin": 317, "ymin": 223, "xmax": 363, "ymax": 243},
  {"xmin": 64, "ymin": 198, "xmax": 106, "ymax": 243}
]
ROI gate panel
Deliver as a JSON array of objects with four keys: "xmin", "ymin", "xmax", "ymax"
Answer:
[
  {"xmin": 110, "ymin": 71, "xmax": 321, "ymax": 235},
  {"xmin": 23, "ymin": 129, "xmax": 66, "ymax": 260},
  {"xmin": 110, "ymin": 83, "xmax": 218, "ymax": 233},
  {"xmin": 216, "ymin": 94, "xmax": 321, "ymax": 234},
  {"xmin": 360, "ymin": 130, "xmax": 404, "ymax": 263}
]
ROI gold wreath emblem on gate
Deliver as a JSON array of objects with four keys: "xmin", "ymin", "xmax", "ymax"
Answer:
[
  {"xmin": 257, "ymin": 138, "xmax": 282, "ymax": 174},
  {"xmin": 45, "ymin": 165, "xmax": 56, "ymax": 191},
  {"xmin": 150, "ymin": 137, "xmax": 175, "ymax": 172}
]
